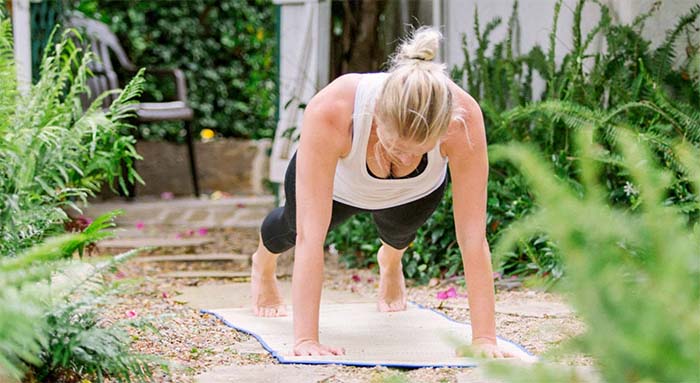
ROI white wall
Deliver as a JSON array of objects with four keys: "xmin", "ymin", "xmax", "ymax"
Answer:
[{"xmin": 443, "ymin": 0, "xmax": 699, "ymax": 82}]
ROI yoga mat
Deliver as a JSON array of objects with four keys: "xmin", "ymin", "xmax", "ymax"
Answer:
[{"xmin": 204, "ymin": 302, "xmax": 538, "ymax": 368}]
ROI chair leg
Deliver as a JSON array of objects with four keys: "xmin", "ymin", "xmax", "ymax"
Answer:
[{"xmin": 185, "ymin": 121, "xmax": 200, "ymax": 197}]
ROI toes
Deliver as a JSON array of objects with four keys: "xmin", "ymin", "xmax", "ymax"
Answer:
[{"xmin": 255, "ymin": 305, "xmax": 287, "ymax": 317}]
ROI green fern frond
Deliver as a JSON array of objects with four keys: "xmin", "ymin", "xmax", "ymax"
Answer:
[{"xmin": 651, "ymin": 4, "xmax": 700, "ymax": 80}]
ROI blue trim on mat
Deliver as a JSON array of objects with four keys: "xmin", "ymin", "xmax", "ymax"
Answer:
[
  {"xmin": 409, "ymin": 301, "xmax": 539, "ymax": 360},
  {"xmin": 201, "ymin": 301, "xmax": 538, "ymax": 368}
]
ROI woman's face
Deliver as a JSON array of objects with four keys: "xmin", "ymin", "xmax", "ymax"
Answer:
[{"xmin": 376, "ymin": 123, "xmax": 438, "ymax": 166}]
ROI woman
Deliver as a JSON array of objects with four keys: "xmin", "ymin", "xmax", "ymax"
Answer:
[{"xmin": 250, "ymin": 27, "xmax": 516, "ymax": 359}]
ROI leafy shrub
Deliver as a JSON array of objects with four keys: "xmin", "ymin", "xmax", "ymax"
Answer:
[
  {"xmin": 69, "ymin": 0, "xmax": 277, "ymax": 141},
  {"xmin": 328, "ymin": 0, "xmax": 700, "ymax": 284},
  {"xmin": 480, "ymin": 128, "xmax": 700, "ymax": 383},
  {"xmin": 0, "ymin": 15, "xmax": 143, "ymax": 256},
  {"xmin": 0, "ymin": 213, "xmax": 160, "ymax": 383},
  {"xmin": 0, "ymin": 14, "xmax": 161, "ymax": 383}
]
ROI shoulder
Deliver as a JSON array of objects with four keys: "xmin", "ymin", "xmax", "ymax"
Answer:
[
  {"xmin": 441, "ymin": 79, "xmax": 486, "ymax": 158},
  {"xmin": 300, "ymin": 73, "xmax": 363, "ymax": 154},
  {"xmin": 305, "ymin": 73, "xmax": 362, "ymax": 119},
  {"xmin": 303, "ymin": 73, "xmax": 362, "ymax": 132}
]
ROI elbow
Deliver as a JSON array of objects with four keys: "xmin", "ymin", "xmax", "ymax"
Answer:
[{"xmin": 295, "ymin": 225, "xmax": 326, "ymax": 249}]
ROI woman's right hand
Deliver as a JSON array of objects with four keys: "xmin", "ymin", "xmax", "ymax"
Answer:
[{"xmin": 293, "ymin": 339, "xmax": 345, "ymax": 356}]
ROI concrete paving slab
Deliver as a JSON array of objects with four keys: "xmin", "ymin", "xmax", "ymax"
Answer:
[
  {"xmin": 456, "ymin": 367, "xmax": 503, "ymax": 383},
  {"xmin": 97, "ymin": 237, "xmax": 213, "ymax": 249},
  {"xmin": 79, "ymin": 196, "xmax": 275, "ymax": 228},
  {"xmin": 135, "ymin": 253, "xmax": 249, "ymax": 264},
  {"xmin": 495, "ymin": 300, "xmax": 574, "ymax": 318},
  {"xmin": 195, "ymin": 364, "xmax": 336, "ymax": 383},
  {"xmin": 178, "ymin": 281, "xmax": 372, "ymax": 310},
  {"xmin": 456, "ymin": 363, "xmax": 601, "ymax": 383}
]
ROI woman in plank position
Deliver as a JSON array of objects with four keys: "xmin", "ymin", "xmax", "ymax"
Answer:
[{"xmin": 251, "ymin": 27, "xmax": 515, "ymax": 358}]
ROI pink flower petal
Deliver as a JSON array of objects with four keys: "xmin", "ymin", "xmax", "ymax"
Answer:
[
  {"xmin": 437, "ymin": 287, "xmax": 458, "ymax": 300},
  {"xmin": 135, "ymin": 221, "xmax": 145, "ymax": 230},
  {"xmin": 236, "ymin": 203, "xmax": 246, "ymax": 208},
  {"xmin": 351, "ymin": 274, "xmax": 361, "ymax": 282},
  {"xmin": 161, "ymin": 292, "xmax": 169, "ymax": 299},
  {"xmin": 185, "ymin": 229, "xmax": 195, "ymax": 236},
  {"xmin": 492, "ymin": 272, "xmax": 502, "ymax": 280},
  {"xmin": 78, "ymin": 215, "xmax": 93, "ymax": 225},
  {"xmin": 114, "ymin": 270, "xmax": 126, "ymax": 279},
  {"xmin": 366, "ymin": 277, "xmax": 375, "ymax": 283},
  {"xmin": 175, "ymin": 233, "xmax": 183, "ymax": 239},
  {"xmin": 197, "ymin": 227, "xmax": 208, "ymax": 236},
  {"xmin": 161, "ymin": 191, "xmax": 174, "ymax": 200},
  {"xmin": 126, "ymin": 310, "xmax": 137, "ymax": 318}
]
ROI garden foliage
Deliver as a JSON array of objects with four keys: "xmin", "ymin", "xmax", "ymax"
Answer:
[
  {"xmin": 480, "ymin": 128, "xmax": 700, "ymax": 383},
  {"xmin": 0, "ymin": 13, "xmax": 160, "ymax": 382},
  {"xmin": 0, "ymin": 214, "xmax": 159, "ymax": 382},
  {"xmin": 70, "ymin": 0, "xmax": 277, "ymax": 141},
  {"xmin": 0, "ymin": 16, "xmax": 143, "ymax": 256},
  {"xmin": 327, "ymin": 0, "xmax": 700, "ymax": 284}
]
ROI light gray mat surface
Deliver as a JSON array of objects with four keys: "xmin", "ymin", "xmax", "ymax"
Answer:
[{"xmin": 205, "ymin": 302, "xmax": 537, "ymax": 368}]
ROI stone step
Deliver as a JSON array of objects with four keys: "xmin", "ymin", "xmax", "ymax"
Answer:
[
  {"xmin": 98, "ymin": 237, "xmax": 213, "ymax": 250},
  {"xmin": 158, "ymin": 271, "xmax": 254, "ymax": 279},
  {"xmin": 77, "ymin": 195, "xmax": 275, "ymax": 229},
  {"xmin": 136, "ymin": 253, "xmax": 249, "ymax": 264}
]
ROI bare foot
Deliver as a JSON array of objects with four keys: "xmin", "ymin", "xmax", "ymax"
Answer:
[
  {"xmin": 251, "ymin": 250, "xmax": 287, "ymax": 317},
  {"xmin": 377, "ymin": 265, "xmax": 407, "ymax": 312}
]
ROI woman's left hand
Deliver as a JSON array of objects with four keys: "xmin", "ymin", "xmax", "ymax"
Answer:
[
  {"xmin": 458, "ymin": 338, "xmax": 518, "ymax": 359},
  {"xmin": 472, "ymin": 340, "xmax": 515, "ymax": 359}
]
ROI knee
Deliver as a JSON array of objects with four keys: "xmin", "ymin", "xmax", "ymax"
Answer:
[{"xmin": 379, "ymin": 240, "xmax": 408, "ymax": 255}]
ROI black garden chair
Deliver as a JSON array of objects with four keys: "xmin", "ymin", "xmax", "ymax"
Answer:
[{"xmin": 67, "ymin": 13, "xmax": 200, "ymax": 197}]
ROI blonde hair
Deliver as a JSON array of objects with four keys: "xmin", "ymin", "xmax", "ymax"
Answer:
[{"xmin": 374, "ymin": 27, "xmax": 456, "ymax": 152}]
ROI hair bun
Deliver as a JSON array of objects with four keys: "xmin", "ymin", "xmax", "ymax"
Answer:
[{"xmin": 392, "ymin": 27, "xmax": 442, "ymax": 67}]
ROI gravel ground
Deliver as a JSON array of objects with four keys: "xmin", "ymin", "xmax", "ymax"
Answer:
[{"xmin": 98, "ymin": 227, "xmax": 593, "ymax": 383}]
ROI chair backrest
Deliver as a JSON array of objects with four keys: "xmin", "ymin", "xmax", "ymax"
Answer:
[{"xmin": 66, "ymin": 14, "xmax": 137, "ymax": 110}]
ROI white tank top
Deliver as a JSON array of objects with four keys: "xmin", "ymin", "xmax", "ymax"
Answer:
[{"xmin": 332, "ymin": 72, "xmax": 448, "ymax": 209}]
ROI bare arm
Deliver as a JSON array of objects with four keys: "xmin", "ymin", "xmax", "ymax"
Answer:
[
  {"xmin": 292, "ymin": 74, "xmax": 358, "ymax": 355},
  {"xmin": 443, "ymin": 89, "xmax": 497, "ymax": 345}
]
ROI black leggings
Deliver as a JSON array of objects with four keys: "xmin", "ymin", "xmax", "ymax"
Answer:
[{"xmin": 260, "ymin": 152, "xmax": 448, "ymax": 253}]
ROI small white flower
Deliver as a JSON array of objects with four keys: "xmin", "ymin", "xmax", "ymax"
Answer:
[{"xmin": 623, "ymin": 181, "xmax": 638, "ymax": 197}]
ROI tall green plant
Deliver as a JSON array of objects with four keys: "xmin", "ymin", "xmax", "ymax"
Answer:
[
  {"xmin": 329, "ymin": 1, "xmax": 700, "ymax": 284},
  {"xmin": 480, "ymin": 128, "xmax": 700, "ymax": 382},
  {"xmin": 0, "ymin": 212, "xmax": 159, "ymax": 382},
  {"xmin": 0, "ymin": 16, "xmax": 144, "ymax": 256}
]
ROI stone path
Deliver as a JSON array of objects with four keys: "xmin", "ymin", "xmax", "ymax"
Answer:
[
  {"xmin": 98, "ymin": 237, "xmax": 214, "ymax": 250},
  {"xmin": 135, "ymin": 253, "xmax": 250, "ymax": 264},
  {"xmin": 82, "ymin": 195, "xmax": 275, "ymax": 228},
  {"xmin": 88, "ymin": 196, "xmax": 595, "ymax": 383}
]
